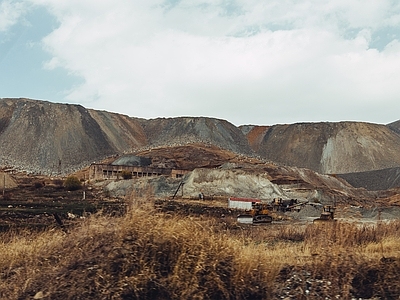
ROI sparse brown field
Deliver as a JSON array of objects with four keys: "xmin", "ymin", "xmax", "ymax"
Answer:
[{"xmin": 0, "ymin": 196, "xmax": 399, "ymax": 299}]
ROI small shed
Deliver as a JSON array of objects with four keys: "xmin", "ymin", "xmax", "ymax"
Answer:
[{"xmin": 228, "ymin": 197, "xmax": 261, "ymax": 210}]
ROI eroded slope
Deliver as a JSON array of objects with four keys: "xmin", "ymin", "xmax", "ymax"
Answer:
[
  {"xmin": 0, "ymin": 99, "xmax": 147, "ymax": 173},
  {"xmin": 245, "ymin": 122, "xmax": 400, "ymax": 174}
]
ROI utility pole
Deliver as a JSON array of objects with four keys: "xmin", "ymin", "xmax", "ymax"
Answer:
[
  {"xmin": 3, "ymin": 172, "xmax": 5, "ymax": 197},
  {"xmin": 82, "ymin": 174, "xmax": 86, "ymax": 200},
  {"xmin": 58, "ymin": 159, "xmax": 62, "ymax": 175}
]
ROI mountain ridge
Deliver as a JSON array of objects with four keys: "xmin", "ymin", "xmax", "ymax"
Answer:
[{"xmin": 1, "ymin": 98, "xmax": 400, "ymax": 185}]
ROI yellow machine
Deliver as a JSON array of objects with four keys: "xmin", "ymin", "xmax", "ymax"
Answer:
[
  {"xmin": 237, "ymin": 203, "xmax": 273, "ymax": 224},
  {"xmin": 313, "ymin": 205, "xmax": 336, "ymax": 223}
]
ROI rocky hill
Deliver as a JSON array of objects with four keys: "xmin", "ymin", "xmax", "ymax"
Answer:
[
  {"xmin": 242, "ymin": 122, "xmax": 400, "ymax": 174},
  {"xmin": 0, "ymin": 99, "xmax": 252, "ymax": 174},
  {"xmin": 1, "ymin": 98, "xmax": 400, "ymax": 194},
  {"xmin": 0, "ymin": 98, "xmax": 147, "ymax": 174},
  {"xmin": 137, "ymin": 117, "xmax": 252, "ymax": 155}
]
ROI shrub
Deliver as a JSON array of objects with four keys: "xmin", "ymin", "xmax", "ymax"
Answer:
[
  {"xmin": 34, "ymin": 181, "xmax": 44, "ymax": 189},
  {"xmin": 64, "ymin": 176, "xmax": 82, "ymax": 191},
  {"xmin": 121, "ymin": 170, "xmax": 132, "ymax": 180},
  {"xmin": 1, "ymin": 209, "xmax": 400, "ymax": 299}
]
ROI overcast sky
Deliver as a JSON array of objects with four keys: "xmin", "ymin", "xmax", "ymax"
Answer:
[{"xmin": 1, "ymin": 0, "xmax": 400, "ymax": 126}]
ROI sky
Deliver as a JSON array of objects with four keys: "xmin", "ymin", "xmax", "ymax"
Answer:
[{"xmin": 1, "ymin": 0, "xmax": 400, "ymax": 126}]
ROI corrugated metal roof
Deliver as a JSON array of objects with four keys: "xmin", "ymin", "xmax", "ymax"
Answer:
[{"xmin": 111, "ymin": 155, "xmax": 151, "ymax": 167}]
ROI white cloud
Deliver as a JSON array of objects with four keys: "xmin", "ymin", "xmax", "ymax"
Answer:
[
  {"xmin": 26, "ymin": 0, "xmax": 400, "ymax": 125},
  {"xmin": 0, "ymin": 0, "xmax": 26, "ymax": 32}
]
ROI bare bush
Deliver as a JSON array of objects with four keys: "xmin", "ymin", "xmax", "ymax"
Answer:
[{"xmin": 63, "ymin": 176, "xmax": 82, "ymax": 191}]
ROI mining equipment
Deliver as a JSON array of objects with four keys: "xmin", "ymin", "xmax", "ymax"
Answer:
[
  {"xmin": 272, "ymin": 198, "xmax": 308, "ymax": 212},
  {"xmin": 313, "ymin": 205, "xmax": 336, "ymax": 223},
  {"xmin": 237, "ymin": 203, "xmax": 273, "ymax": 224}
]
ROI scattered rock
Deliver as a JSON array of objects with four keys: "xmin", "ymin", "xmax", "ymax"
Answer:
[{"xmin": 33, "ymin": 291, "xmax": 45, "ymax": 299}]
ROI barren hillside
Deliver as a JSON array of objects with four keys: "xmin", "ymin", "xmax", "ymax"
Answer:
[
  {"xmin": 244, "ymin": 122, "xmax": 400, "ymax": 174},
  {"xmin": 137, "ymin": 117, "xmax": 253, "ymax": 155},
  {"xmin": 0, "ymin": 98, "xmax": 147, "ymax": 174},
  {"xmin": 1, "ymin": 98, "xmax": 400, "ymax": 196},
  {"xmin": 0, "ymin": 99, "xmax": 253, "ymax": 174},
  {"xmin": 239, "ymin": 125, "xmax": 270, "ymax": 152},
  {"xmin": 135, "ymin": 144, "xmax": 240, "ymax": 170}
]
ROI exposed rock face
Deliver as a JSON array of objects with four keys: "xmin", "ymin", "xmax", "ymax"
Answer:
[
  {"xmin": 245, "ymin": 122, "xmax": 400, "ymax": 174},
  {"xmin": 182, "ymin": 168, "xmax": 284, "ymax": 199},
  {"xmin": 239, "ymin": 125, "xmax": 270, "ymax": 152}
]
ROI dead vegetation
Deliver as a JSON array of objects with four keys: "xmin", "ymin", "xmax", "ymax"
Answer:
[{"xmin": 0, "ymin": 196, "xmax": 399, "ymax": 299}]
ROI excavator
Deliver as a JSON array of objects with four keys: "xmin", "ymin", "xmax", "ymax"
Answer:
[
  {"xmin": 313, "ymin": 205, "xmax": 336, "ymax": 223},
  {"xmin": 237, "ymin": 203, "xmax": 273, "ymax": 224}
]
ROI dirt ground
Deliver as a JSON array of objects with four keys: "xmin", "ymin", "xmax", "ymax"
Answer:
[
  {"xmin": 1, "ymin": 172, "xmax": 399, "ymax": 300},
  {"xmin": 0, "ymin": 174, "xmax": 126, "ymax": 231},
  {"xmin": 1, "ymin": 172, "xmax": 400, "ymax": 231}
]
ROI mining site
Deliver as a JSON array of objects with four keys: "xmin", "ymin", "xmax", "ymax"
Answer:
[{"xmin": 1, "ymin": 98, "xmax": 400, "ymax": 299}]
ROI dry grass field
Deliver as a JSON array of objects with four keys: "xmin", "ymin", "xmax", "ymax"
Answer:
[{"xmin": 0, "ymin": 196, "xmax": 399, "ymax": 299}]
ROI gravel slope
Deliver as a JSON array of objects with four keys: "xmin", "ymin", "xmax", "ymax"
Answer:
[{"xmin": 244, "ymin": 122, "xmax": 400, "ymax": 174}]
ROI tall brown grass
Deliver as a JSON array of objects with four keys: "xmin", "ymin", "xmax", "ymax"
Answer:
[{"xmin": 0, "ymin": 206, "xmax": 399, "ymax": 299}]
